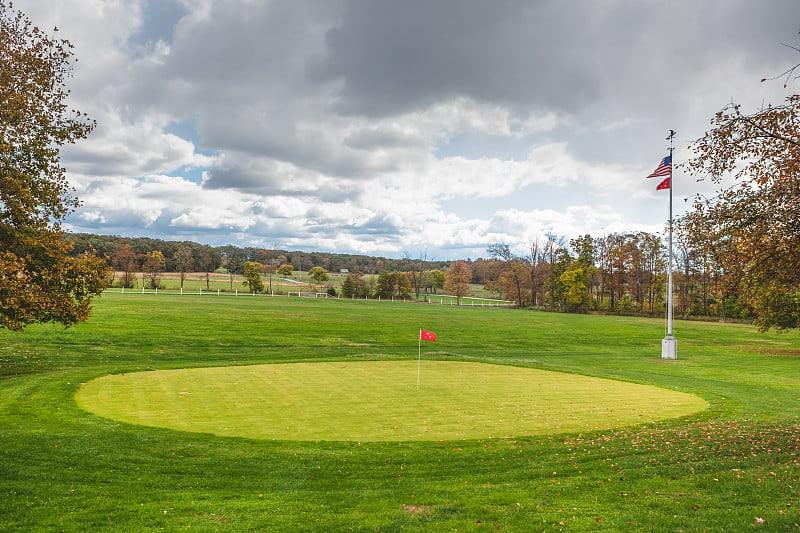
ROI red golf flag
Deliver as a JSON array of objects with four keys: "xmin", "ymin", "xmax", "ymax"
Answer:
[
  {"xmin": 420, "ymin": 329, "xmax": 436, "ymax": 342},
  {"xmin": 656, "ymin": 177, "xmax": 671, "ymax": 190}
]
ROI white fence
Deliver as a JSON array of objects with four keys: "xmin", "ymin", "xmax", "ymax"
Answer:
[{"xmin": 114, "ymin": 287, "xmax": 512, "ymax": 307}]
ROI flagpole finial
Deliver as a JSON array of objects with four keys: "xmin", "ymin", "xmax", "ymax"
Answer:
[{"xmin": 667, "ymin": 129, "xmax": 676, "ymax": 141}]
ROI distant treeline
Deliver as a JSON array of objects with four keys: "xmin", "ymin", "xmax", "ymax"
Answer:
[
  {"xmin": 67, "ymin": 231, "xmax": 749, "ymax": 322},
  {"xmin": 66, "ymin": 233, "xmax": 448, "ymax": 275}
]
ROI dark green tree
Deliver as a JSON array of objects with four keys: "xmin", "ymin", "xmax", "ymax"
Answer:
[
  {"xmin": 375, "ymin": 271, "xmax": 411, "ymax": 299},
  {"xmin": 340, "ymin": 272, "xmax": 367, "ymax": 298}
]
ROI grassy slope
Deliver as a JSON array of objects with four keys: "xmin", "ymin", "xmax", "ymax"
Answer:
[{"xmin": 0, "ymin": 292, "xmax": 798, "ymax": 531}]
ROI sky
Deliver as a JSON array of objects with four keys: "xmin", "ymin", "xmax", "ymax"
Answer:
[{"xmin": 13, "ymin": 0, "xmax": 800, "ymax": 259}]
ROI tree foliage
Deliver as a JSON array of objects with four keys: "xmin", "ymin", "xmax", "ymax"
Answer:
[
  {"xmin": 401, "ymin": 251, "xmax": 429, "ymax": 301},
  {"xmin": 340, "ymin": 272, "xmax": 367, "ymax": 298},
  {"xmin": 444, "ymin": 261, "xmax": 472, "ymax": 305},
  {"xmin": 682, "ymin": 95, "xmax": 800, "ymax": 330},
  {"xmin": 276, "ymin": 263, "xmax": 294, "ymax": 277},
  {"xmin": 173, "ymin": 245, "xmax": 195, "ymax": 289},
  {"xmin": 558, "ymin": 235, "xmax": 598, "ymax": 313},
  {"xmin": 488, "ymin": 243, "xmax": 528, "ymax": 306},
  {"xmin": 308, "ymin": 266, "xmax": 330, "ymax": 285},
  {"xmin": 375, "ymin": 271, "xmax": 411, "ymax": 299},
  {"xmin": 113, "ymin": 244, "xmax": 139, "ymax": 289},
  {"xmin": 0, "ymin": 2, "xmax": 107, "ymax": 330},
  {"xmin": 242, "ymin": 261, "xmax": 265, "ymax": 293},
  {"xmin": 142, "ymin": 251, "xmax": 165, "ymax": 289},
  {"xmin": 421, "ymin": 269, "xmax": 445, "ymax": 295}
]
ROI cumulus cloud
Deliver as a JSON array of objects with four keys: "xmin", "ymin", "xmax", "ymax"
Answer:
[{"xmin": 14, "ymin": 0, "xmax": 800, "ymax": 258}]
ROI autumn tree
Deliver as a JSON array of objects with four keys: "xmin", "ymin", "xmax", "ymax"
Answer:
[
  {"xmin": 197, "ymin": 246, "xmax": 220, "ymax": 290},
  {"xmin": 444, "ymin": 261, "xmax": 472, "ymax": 305},
  {"xmin": 142, "ymin": 251, "xmax": 166, "ymax": 289},
  {"xmin": 276, "ymin": 263, "xmax": 294, "ymax": 277},
  {"xmin": 556, "ymin": 236, "xmax": 592, "ymax": 312},
  {"xmin": 395, "ymin": 272, "xmax": 412, "ymax": 299},
  {"xmin": 308, "ymin": 266, "xmax": 330, "ymax": 286},
  {"xmin": 375, "ymin": 270, "xmax": 411, "ymax": 299},
  {"xmin": 560, "ymin": 267, "xmax": 591, "ymax": 311},
  {"xmin": 547, "ymin": 248, "xmax": 573, "ymax": 312},
  {"xmin": 421, "ymin": 269, "xmax": 445, "ymax": 295},
  {"xmin": 682, "ymin": 94, "xmax": 800, "ymax": 330},
  {"xmin": 341, "ymin": 272, "xmax": 367, "ymax": 298},
  {"xmin": 173, "ymin": 245, "xmax": 194, "ymax": 289},
  {"xmin": 402, "ymin": 251, "xmax": 428, "ymax": 301},
  {"xmin": 242, "ymin": 261, "xmax": 265, "ymax": 293},
  {"xmin": 498, "ymin": 261, "xmax": 530, "ymax": 307},
  {"xmin": 113, "ymin": 244, "xmax": 139, "ymax": 289},
  {"xmin": 488, "ymin": 243, "xmax": 528, "ymax": 306},
  {"xmin": 541, "ymin": 234, "xmax": 566, "ymax": 311},
  {"xmin": 262, "ymin": 259, "xmax": 277, "ymax": 293},
  {"xmin": 0, "ymin": 2, "xmax": 108, "ymax": 330},
  {"xmin": 527, "ymin": 236, "xmax": 545, "ymax": 307}
]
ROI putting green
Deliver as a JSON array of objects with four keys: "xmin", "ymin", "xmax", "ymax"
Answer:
[{"xmin": 75, "ymin": 361, "xmax": 708, "ymax": 441}]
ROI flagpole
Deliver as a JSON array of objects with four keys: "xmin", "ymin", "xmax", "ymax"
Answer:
[
  {"xmin": 662, "ymin": 130, "xmax": 678, "ymax": 360},
  {"xmin": 417, "ymin": 329, "xmax": 422, "ymax": 390}
]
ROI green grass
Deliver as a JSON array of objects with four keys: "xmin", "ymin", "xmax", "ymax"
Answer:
[
  {"xmin": 1, "ymin": 292, "xmax": 799, "ymax": 531},
  {"xmin": 75, "ymin": 361, "xmax": 707, "ymax": 441},
  {"xmin": 117, "ymin": 271, "xmax": 313, "ymax": 293}
]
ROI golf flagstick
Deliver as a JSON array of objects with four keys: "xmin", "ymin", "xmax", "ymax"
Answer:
[
  {"xmin": 417, "ymin": 329, "xmax": 436, "ymax": 390},
  {"xmin": 417, "ymin": 329, "xmax": 421, "ymax": 390}
]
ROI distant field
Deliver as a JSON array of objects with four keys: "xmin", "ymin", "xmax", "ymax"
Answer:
[
  {"xmin": 112, "ymin": 270, "xmax": 315, "ymax": 293},
  {"xmin": 111, "ymin": 270, "xmax": 509, "ymax": 304},
  {"xmin": 0, "ymin": 293, "xmax": 798, "ymax": 531}
]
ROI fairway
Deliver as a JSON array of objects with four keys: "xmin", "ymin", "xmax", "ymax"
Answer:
[
  {"xmin": 3, "ymin": 294, "xmax": 799, "ymax": 531},
  {"xmin": 76, "ymin": 360, "xmax": 707, "ymax": 441}
]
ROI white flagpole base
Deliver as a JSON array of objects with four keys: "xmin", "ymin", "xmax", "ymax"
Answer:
[{"xmin": 661, "ymin": 335, "xmax": 678, "ymax": 360}]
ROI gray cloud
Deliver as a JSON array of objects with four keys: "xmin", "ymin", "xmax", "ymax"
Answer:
[
  {"xmin": 127, "ymin": 0, "xmax": 186, "ymax": 48},
  {"xmin": 16, "ymin": 0, "xmax": 800, "ymax": 258},
  {"xmin": 344, "ymin": 127, "xmax": 430, "ymax": 151},
  {"xmin": 312, "ymin": 0, "xmax": 800, "ymax": 121},
  {"xmin": 342, "ymin": 213, "xmax": 404, "ymax": 236},
  {"xmin": 310, "ymin": 0, "xmax": 644, "ymax": 117}
]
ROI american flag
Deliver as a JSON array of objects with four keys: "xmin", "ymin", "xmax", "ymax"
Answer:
[{"xmin": 646, "ymin": 155, "xmax": 672, "ymax": 179}]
